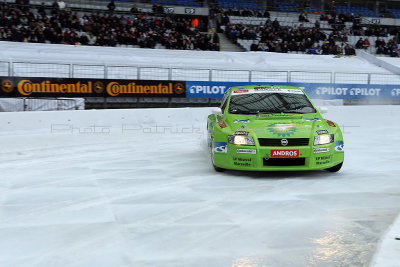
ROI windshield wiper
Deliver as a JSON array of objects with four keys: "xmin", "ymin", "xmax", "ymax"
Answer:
[
  {"xmin": 256, "ymin": 109, "xmax": 284, "ymax": 114},
  {"xmin": 229, "ymin": 110, "xmax": 260, "ymax": 114},
  {"xmin": 280, "ymin": 110, "xmax": 305, "ymax": 114}
]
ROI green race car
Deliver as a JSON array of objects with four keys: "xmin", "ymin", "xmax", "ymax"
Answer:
[{"xmin": 207, "ymin": 85, "xmax": 344, "ymax": 172}]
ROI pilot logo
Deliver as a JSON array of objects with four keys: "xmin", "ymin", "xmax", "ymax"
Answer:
[
  {"xmin": 281, "ymin": 139, "xmax": 288, "ymax": 146},
  {"xmin": 1, "ymin": 79, "xmax": 14, "ymax": 93},
  {"xmin": 268, "ymin": 123, "xmax": 296, "ymax": 137},
  {"xmin": 93, "ymin": 81, "xmax": 104, "ymax": 94},
  {"xmin": 174, "ymin": 83, "xmax": 184, "ymax": 94}
]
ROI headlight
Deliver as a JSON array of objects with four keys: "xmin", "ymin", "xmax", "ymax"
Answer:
[
  {"xmin": 314, "ymin": 134, "xmax": 334, "ymax": 145},
  {"xmin": 228, "ymin": 135, "xmax": 255, "ymax": 146}
]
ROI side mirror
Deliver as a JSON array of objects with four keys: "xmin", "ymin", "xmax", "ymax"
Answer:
[
  {"xmin": 212, "ymin": 108, "xmax": 222, "ymax": 115},
  {"xmin": 319, "ymin": 107, "xmax": 328, "ymax": 114}
]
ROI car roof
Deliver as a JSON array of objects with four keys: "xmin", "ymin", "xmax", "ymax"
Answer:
[{"xmin": 229, "ymin": 85, "xmax": 303, "ymax": 92}]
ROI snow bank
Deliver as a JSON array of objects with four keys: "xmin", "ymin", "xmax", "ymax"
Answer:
[
  {"xmin": 0, "ymin": 42, "xmax": 389, "ymax": 73},
  {"xmin": 371, "ymin": 215, "xmax": 400, "ymax": 267}
]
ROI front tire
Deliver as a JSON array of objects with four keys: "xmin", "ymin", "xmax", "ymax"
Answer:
[
  {"xmin": 211, "ymin": 137, "xmax": 225, "ymax": 172},
  {"xmin": 326, "ymin": 162, "xmax": 343, "ymax": 172}
]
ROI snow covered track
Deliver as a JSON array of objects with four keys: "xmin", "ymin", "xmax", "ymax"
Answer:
[{"xmin": 0, "ymin": 106, "xmax": 399, "ymax": 266}]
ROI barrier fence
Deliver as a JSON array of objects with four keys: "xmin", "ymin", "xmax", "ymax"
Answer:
[
  {"xmin": 2, "ymin": 76, "xmax": 400, "ymax": 100},
  {"xmin": 0, "ymin": 98, "xmax": 84, "ymax": 112},
  {"xmin": 1, "ymin": 61, "xmax": 400, "ymax": 109}
]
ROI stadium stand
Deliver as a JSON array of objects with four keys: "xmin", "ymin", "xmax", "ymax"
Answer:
[
  {"xmin": 387, "ymin": 9, "xmax": 400, "ymax": 19},
  {"xmin": 1, "ymin": 0, "xmax": 400, "ymax": 56},
  {"xmin": 333, "ymin": 5, "xmax": 380, "ymax": 18},
  {"xmin": 216, "ymin": 0, "xmax": 262, "ymax": 11},
  {"xmin": 0, "ymin": 1, "xmax": 219, "ymax": 51},
  {"xmin": 275, "ymin": 2, "xmax": 301, "ymax": 13},
  {"xmin": 151, "ymin": 0, "xmax": 202, "ymax": 8}
]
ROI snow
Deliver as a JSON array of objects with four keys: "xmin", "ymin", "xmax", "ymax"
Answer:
[
  {"xmin": 0, "ymin": 42, "xmax": 391, "ymax": 74},
  {"xmin": 372, "ymin": 215, "xmax": 400, "ymax": 267},
  {"xmin": 0, "ymin": 106, "xmax": 399, "ymax": 266}
]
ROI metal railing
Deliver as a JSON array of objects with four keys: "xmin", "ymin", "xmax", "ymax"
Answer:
[
  {"xmin": 3, "ymin": 60, "xmax": 400, "ymax": 85},
  {"xmin": 0, "ymin": 97, "xmax": 83, "ymax": 111}
]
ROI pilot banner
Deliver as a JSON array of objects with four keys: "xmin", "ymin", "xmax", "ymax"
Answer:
[
  {"xmin": 186, "ymin": 81, "xmax": 400, "ymax": 100},
  {"xmin": 0, "ymin": 77, "xmax": 186, "ymax": 98}
]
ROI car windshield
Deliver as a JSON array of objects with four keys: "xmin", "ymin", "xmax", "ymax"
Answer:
[{"xmin": 228, "ymin": 91, "xmax": 316, "ymax": 114}]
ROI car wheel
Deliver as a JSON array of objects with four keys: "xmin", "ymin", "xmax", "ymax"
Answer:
[
  {"xmin": 326, "ymin": 162, "xmax": 343, "ymax": 172},
  {"xmin": 211, "ymin": 137, "xmax": 225, "ymax": 172}
]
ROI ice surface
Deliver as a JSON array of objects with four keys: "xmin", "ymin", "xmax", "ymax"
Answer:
[{"xmin": 0, "ymin": 106, "xmax": 399, "ymax": 266}]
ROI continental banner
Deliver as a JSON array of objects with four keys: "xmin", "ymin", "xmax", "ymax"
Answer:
[{"xmin": 0, "ymin": 77, "xmax": 186, "ymax": 98}]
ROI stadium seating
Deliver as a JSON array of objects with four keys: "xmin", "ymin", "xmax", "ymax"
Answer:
[
  {"xmin": 152, "ymin": 0, "xmax": 201, "ymax": 7},
  {"xmin": 333, "ymin": 6, "xmax": 379, "ymax": 17},
  {"xmin": 303, "ymin": 5, "xmax": 323, "ymax": 14},
  {"xmin": 275, "ymin": 2, "xmax": 301, "ymax": 12},
  {"xmin": 387, "ymin": 9, "xmax": 400, "ymax": 19},
  {"xmin": 217, "ymin": 0, "xmax": 262, "ymax": 11}
]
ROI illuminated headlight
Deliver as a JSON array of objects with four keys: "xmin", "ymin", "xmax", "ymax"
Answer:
[
  {"xmin": 228, "ymin": 135, "xmax": 255, "ymax": 146},
  {"xmin": 314, "ymin": 134, "xmax": 334, "ymax": 145}
]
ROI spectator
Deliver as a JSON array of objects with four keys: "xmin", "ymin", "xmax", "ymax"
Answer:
[
  {"xmin": 316, "ymin": 45, "xmax": 322, "ymax": 55},
  {"xmin": 362, "ymin": 38, "xmax": 370, "ymax": 49},
  {"xmin": 51, "ymin": 0, "xmax": 59, "ymax": 15},
  {"xmin": 250, "ymin": 41, "xmax": 258, "ymax": 51},
  {"xmin": 344, "ymin": 45, "xmax": 355, "ymax": 55},
  {"xmin": 263, "ymin": 9, "xmax": 270, "ymax": 18},
  {"xmin": 38, "ymin": 2, "xmax": 46, "ymax": 16},
  {"xmin": 272, "ymin": 18, "xmax": 280, "ymax": 29},
  {"xmin": 107, "ymin": 0, "xmax": 115, "ymax": 13},
  {"xmin": 375, "ymin": 37, "xmax": 385, "ymax": 47},
  {"xmin": 130, "ymin": 4, "xmax": 138, "ymax": 14},
  {"xmin": 307, "ymin": 44, "xmax": 316, "ymax": 54},
  {"xmin": 376, "ymin": 45, "xmax": 384, "ymax": 55},
  {"xmin": 355, "ymin": 38, "xmax": 363, "ymax": 49}
]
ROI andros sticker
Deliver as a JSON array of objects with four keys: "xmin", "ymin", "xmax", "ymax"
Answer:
[
  {"xmin": 335, "ymin": 141, "xmax": 344, "ymax": 151},
  {"xmin": 214, "ymin": 142, "xmax": 227, "ymax": 153},
  {"xmin": 270, "ymin": 150, "xmax": 299, "ymax": 157}
]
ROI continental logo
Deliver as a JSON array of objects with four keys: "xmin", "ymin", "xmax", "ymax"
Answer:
[
  {"xmin": 8, "ymin": 79, "xmax": 185, "ymax": 96},
  {"xmin": 17, "ymin": 80, "xmax": 94, "ymax": 96},
  {"xmin": 1, "ymin": 79, "xmax": 14, "ymax": 93},
  {"xmin": 106, "ymin": 82, "xmax": 184, "ymax": 96}
]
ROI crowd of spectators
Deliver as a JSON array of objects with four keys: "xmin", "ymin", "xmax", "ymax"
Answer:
[
  {"xmin": 224, "ymin": 18, "xmax": 355, "ymax": 55},
  {"xmin": 375, "ymin": 37, "xmax": 399, "ymax": 57},
  {"xmin": 0, "ymin": 1, "xmax": 220, "ymax": 51},
  {"xmin": 2, "ymin": 0, "xmax": 400, "ymax": 56},
  {"xmin": 214, "ymin": 5, "xmax": 400, "ymax": 56}
]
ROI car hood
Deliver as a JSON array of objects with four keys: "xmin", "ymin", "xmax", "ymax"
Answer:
[{"xmin": 224, "ymin": 113, "xmax": 326, "ymax": 138}]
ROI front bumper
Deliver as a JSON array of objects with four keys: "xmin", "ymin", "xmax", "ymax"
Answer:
[{"xmin": 213, "ymin": 143, "xmax": 344, "ymax": 171}]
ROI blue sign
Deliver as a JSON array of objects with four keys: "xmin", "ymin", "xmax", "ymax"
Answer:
[{"xmin": 186, "ymin": 81, "xmax": 400, "ymax": 100}]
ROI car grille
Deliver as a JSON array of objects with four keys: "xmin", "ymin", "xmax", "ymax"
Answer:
[
  {"xmin": 258, "ymin": 138, "xmax": 310, "ymax": 147},
  {"xmin": 263, "ymin": 158, "xmax": 306, "ymax": 166}
]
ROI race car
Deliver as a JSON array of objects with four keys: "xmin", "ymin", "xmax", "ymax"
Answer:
[{"xmin": 207, "ymin": 85, "xmax": 344, "ymax": 172}]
